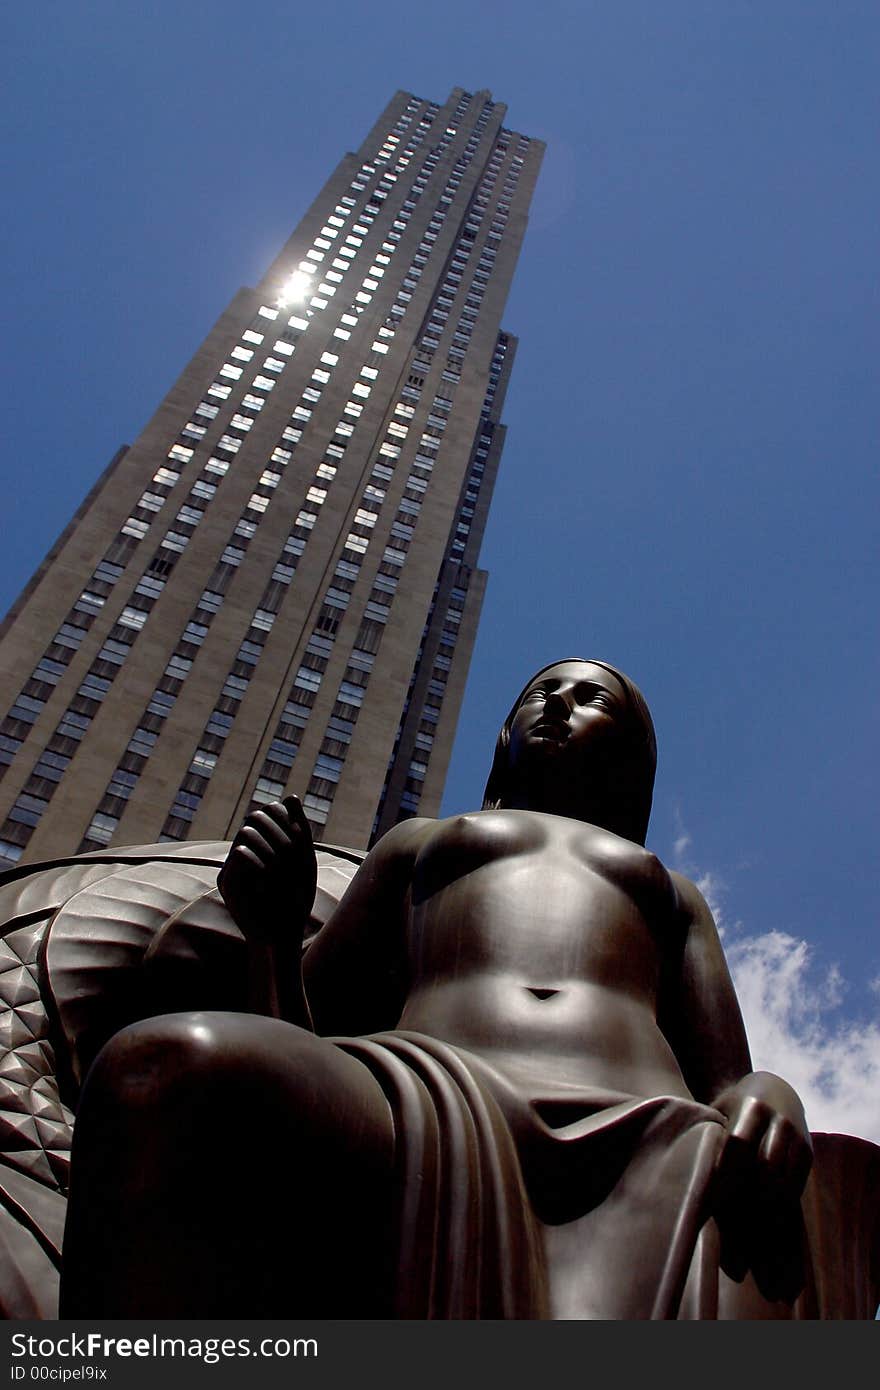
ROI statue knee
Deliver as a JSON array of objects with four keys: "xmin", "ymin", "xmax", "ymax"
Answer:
[
  {"xmin": 79, "ymin": 1014, "xmax": 389, "ymax": 1175},
  {"xmin": 80, "ymin": 1012, "xmax": 234, "ymax": 1126}
]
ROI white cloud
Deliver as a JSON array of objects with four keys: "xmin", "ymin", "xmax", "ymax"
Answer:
[
  {"xmin": 726, "ymin": 930, "xmax": 880, "ymax": 1144},
  {"xmin": 673, "ymin": 832, "xmax": 692, "ymax": 861},
  {"xmin": 694, "ymin": 870, "xmax": 736, "ymax": 939},
  {"xmin": 670, "ymin": 819, "xmax": 880, "ymax": 1144},
  {"xmin": 671, "ymin": 814, "xmax": 738, "ymax": 940}
]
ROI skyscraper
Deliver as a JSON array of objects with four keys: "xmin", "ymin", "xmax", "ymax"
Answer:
[{"xmin": 0, "ymin": 88, "xmax": 543, "ymax": 865}]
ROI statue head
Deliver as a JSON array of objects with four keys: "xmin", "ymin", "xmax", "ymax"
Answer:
[{"xmin": 482, "ymin": 659, "xmax": 657, "ymax": 843}]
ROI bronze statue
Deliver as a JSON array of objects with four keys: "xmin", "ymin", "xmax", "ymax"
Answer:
[{"xmin": 7, "ymin": 661, "xmax": 880, "ymax": 1317}]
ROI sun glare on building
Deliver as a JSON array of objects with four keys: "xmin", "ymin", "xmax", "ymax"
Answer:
[{"xmin": 277, "ymin": 269, "xmax": 313, "ymax": 306}]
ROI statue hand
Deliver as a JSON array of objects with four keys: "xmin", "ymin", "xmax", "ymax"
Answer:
[
  {"xmin": 218, "ymin": 796, "xmax": 317, "ymax": 946},
  {"xmin": 712, "ymin": 1071, "xmax": 813, "ymax": 1209}
]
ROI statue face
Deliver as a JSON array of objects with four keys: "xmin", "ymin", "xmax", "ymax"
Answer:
[{"xmin": 507, "ymin": 661, "xmax": 628, "ymax": 786}]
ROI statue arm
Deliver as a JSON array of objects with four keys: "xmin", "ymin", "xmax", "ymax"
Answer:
[
  {"xmin": 661, "ymin": 871, "xmax": 752, "ymax": 1100},
  {"xmin": 663, "ymin": 871, "xmax": 813, "ymax": 1202},
  {"xmin": 302, "ymin": 816, "xmax": 434, "ymax": 1036},
  {"xmin": 218, "ymin": 796, "xmax": 318, "ymax": 1027}
]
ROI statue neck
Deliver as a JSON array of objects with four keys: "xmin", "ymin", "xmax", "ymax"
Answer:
[{"xmin": 499, "ymin": 783, "xmax": 642, "ymax": 844}]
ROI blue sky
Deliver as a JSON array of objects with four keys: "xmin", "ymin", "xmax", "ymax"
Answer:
[{"xmin": 3, "ymin": 2, "xmax": 878, "ymax": 1137}]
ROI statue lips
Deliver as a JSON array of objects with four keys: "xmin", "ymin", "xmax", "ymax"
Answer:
[{"xmin": 530, "ymin": 718, "xmax": 570, "ymax": 747}]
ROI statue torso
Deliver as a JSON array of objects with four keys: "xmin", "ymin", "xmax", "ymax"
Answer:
[{"xmin": 397, "ymin": 810, "xmax": 692, "ymax": 1097}]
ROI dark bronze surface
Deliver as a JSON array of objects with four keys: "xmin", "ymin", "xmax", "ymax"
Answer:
[{"xmin": 4, "ymin": 661, "xmax": 877, "ymax": 1317}]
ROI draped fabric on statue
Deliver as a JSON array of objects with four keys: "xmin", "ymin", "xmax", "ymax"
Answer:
[
  {"xmin": 339, "ymin": 1034, "xmax": 550, "ymax": 1318},
  {"xmin": 334, "ymin": 1034, "xmax": 880, "ymax": 1320},
  {"xmin": 339, "ymin": 1033, "xmax": 733, "ymax": 1319}
]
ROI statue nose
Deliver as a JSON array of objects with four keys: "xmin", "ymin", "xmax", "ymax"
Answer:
[{"xmin": 545, "ymin": 691, "xmax": 570, "ymax": 719}]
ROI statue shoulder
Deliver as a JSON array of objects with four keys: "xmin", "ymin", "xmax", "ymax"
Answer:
[
  {"xmin": 368, "ymin": 816, "xmax": 437, "ymax": 869},
  {"xmin": 667, "ymin": 870, "xmax": 718, "ymax": 935},
  {"xmin": 329, "ymin": 817, "xmax": 437, "ymax": 906}
]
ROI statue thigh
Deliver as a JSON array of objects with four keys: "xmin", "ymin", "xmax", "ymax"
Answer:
[{"xmin": 61, "ymin": 1012, "xmax": 397, "ymax": 1317}]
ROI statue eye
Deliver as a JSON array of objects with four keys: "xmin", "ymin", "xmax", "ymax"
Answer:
[{"xmin": 578, "ymin": 685, "xmax": 615, "ymax": 710}]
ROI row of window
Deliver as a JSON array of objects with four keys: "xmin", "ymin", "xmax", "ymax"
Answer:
[
  {"xmin": 371, "ymin": 332, "xmax": 509, "ymax": 830},
  {"xmin": 155, "ymin": 97, "xmax": 488, "ymax": 841},
  {"xmin": 0, "ymin": 104, "xmax": 441, "ymax": 857},
  {"xmin": 76, "ymin": 102, "xmax": 472, "ymax": 851},
  {"xmin": 245, "ymin": 108, "xmax": 507, "ymax": 833},
  {"xmin": 295, "ymin": 133, "xmax": 522, "ymax": 833}
]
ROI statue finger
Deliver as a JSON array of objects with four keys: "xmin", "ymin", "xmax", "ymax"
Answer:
[
  {"xmin": 253, "ymin": 799, "xmax": 297, "ymax": 833},
  {"xmin": 245, "ymin": 809, "xmax": 298, "ymax": 857},
  {"xmin": 231, "ymin": 844, "xmax": 265, "ymax": 872},
  {"xmin": 249, "ymin": 801, "xmax": 313, "ymax": 859},
  {"xmin": 219, "ymin": 840, "xmax": 265, "ymax": 877},
  {"xmin": 715, "ymin": 1129, "xmax": 759, "ymax": 1200},
  {"xmin": 283, "ymin": 794, "xmax": 313, "ymax": 840},
  {"xmin": 782, "ymin": 1131, "xmax": 814, "ymax": 1198},
  {"xmin": 757, "ymin": 1116, "xmax": 790, "ymax": 1179},
  {"xmin": 217, "ymin": 843, "xmax": 265, "ymax": 899},
  {"xmin": 748, "ymin": 1124, "xmax": 812, "ymax": 1217},
  {"xmin": 755, "ymin": 1116, "xmax": 814, "ymax": 1204},
  {"xmin": 234, "ymin": 825, "xmax": 278, "ymax": 865},
  {"xmin": 714, "ymin": 1099, "xmax": 768, "ymax": 1202},
  {"xmin": 262, "ymin": 798, "xmax": 317, "ymax": 881},
  {"xmin": 725, "ymin": 1095, "xmax": 769, "ymax": 1151}
]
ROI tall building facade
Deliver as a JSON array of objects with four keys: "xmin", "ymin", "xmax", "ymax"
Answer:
[{"xmin": 0, "ymin": 88, "xmax": 543, "ymax": 864}]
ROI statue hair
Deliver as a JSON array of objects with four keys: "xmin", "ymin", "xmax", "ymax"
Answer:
[{"xmin": 481, "ymin": 659, "xmax": 657, "ymax": 843}]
